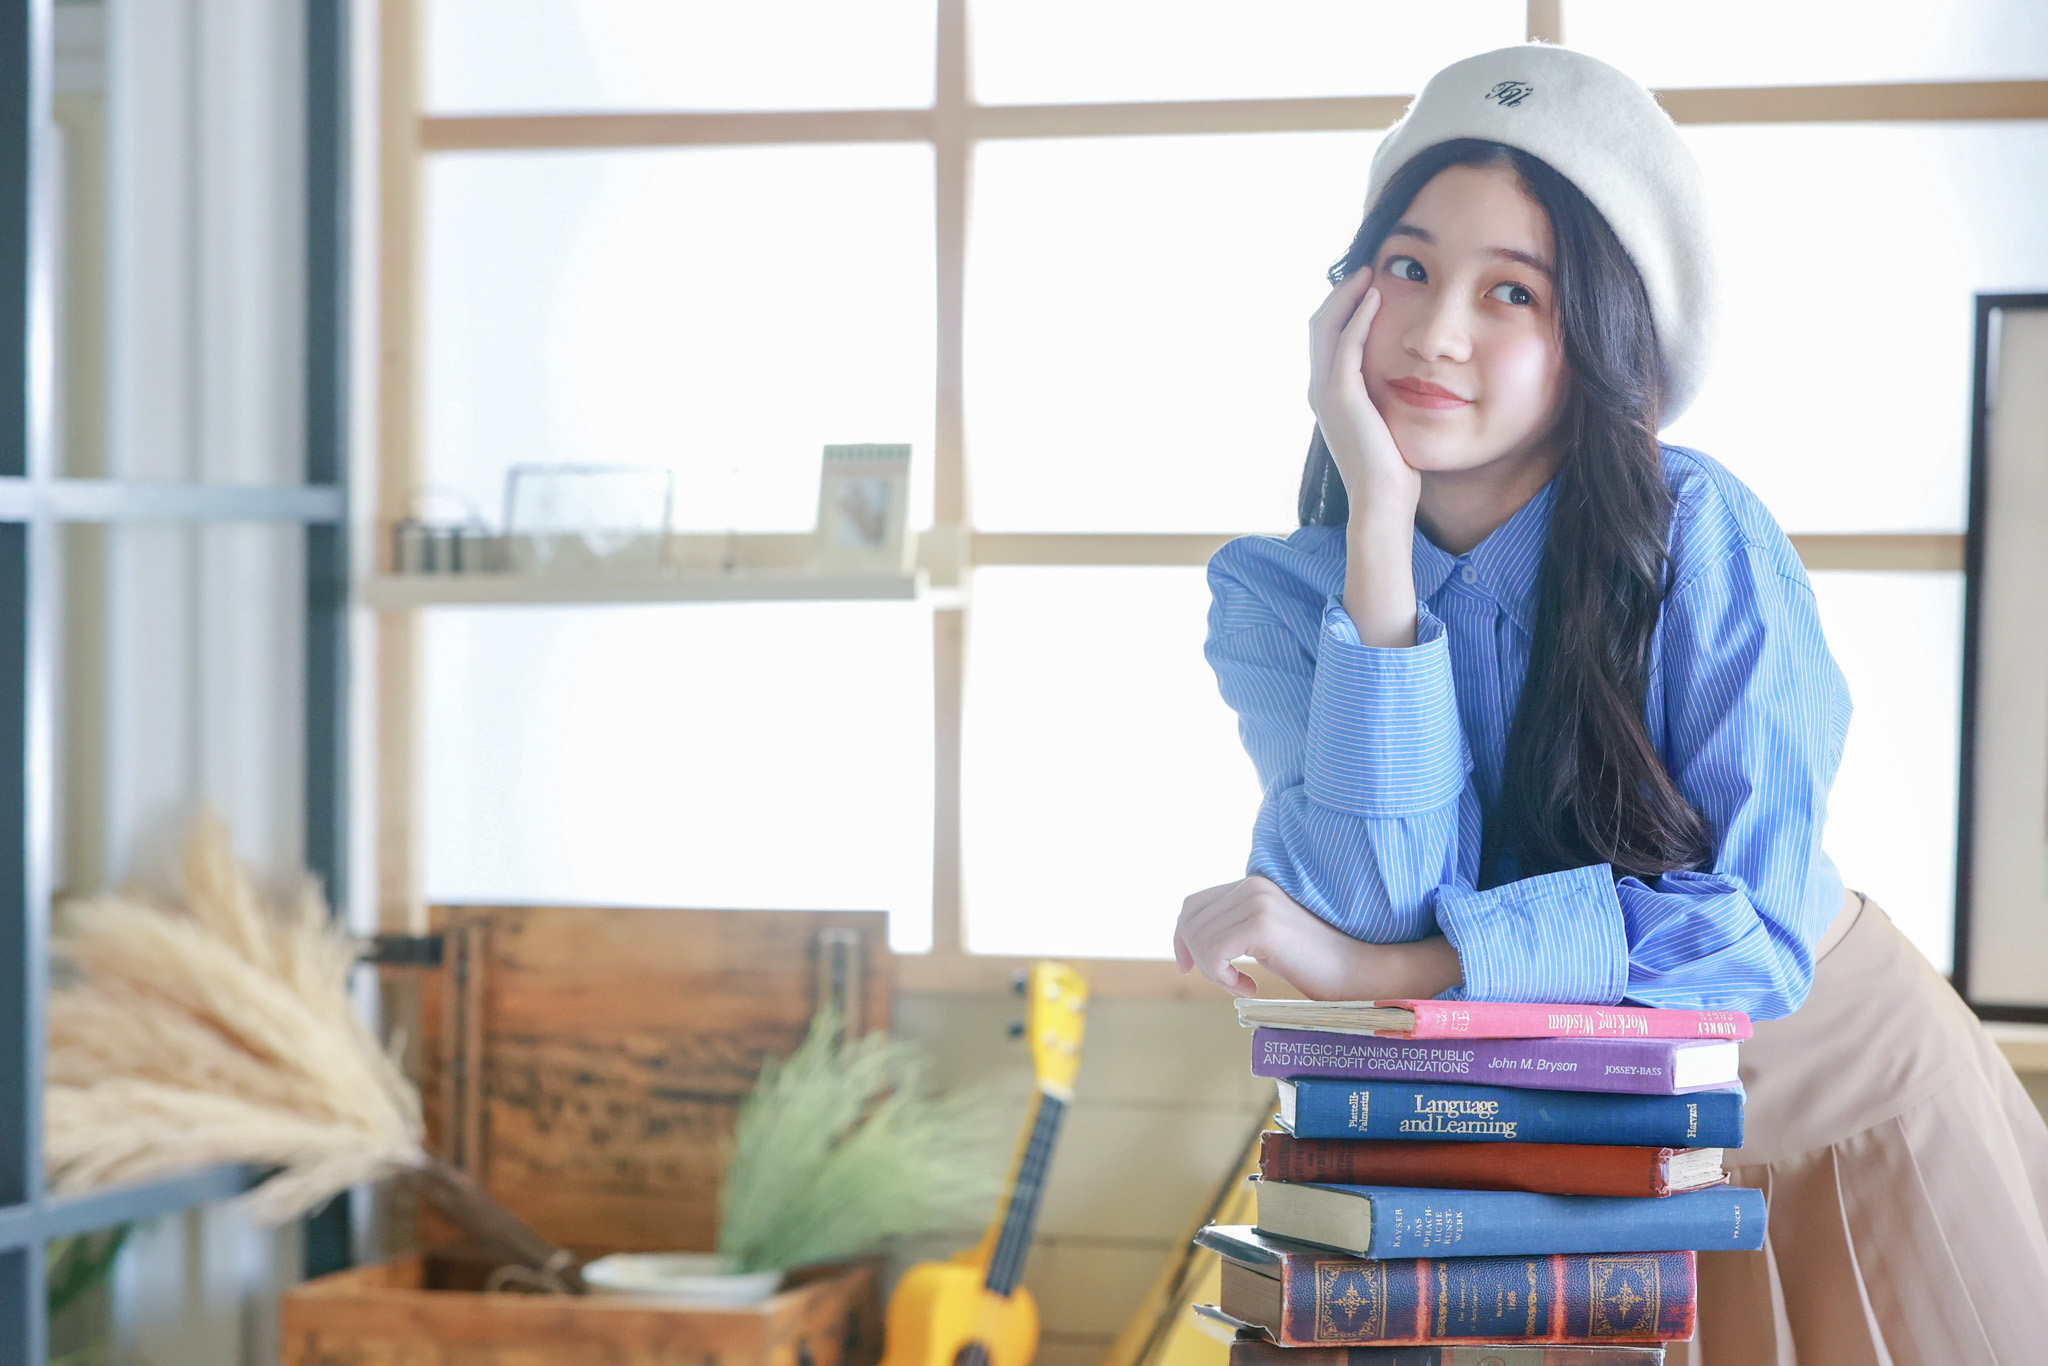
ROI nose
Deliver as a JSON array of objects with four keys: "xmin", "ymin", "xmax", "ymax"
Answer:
[{"xmin": 1401, "ymin": 288, "xmax": 1475, "ymax": 366}]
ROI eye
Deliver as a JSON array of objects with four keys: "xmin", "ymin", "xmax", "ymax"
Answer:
[
  {"xmin": 1488, "ymin": 281, "xmax": 1537, "ymax": 306},
  {"xmin": 1383, "ymin": 255, "xmax": 1427, "ymax": 283}
]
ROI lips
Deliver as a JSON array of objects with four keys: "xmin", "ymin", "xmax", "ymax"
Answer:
[{"xmin": 1386, "ymin": 376, "xmax": 1472, "ymax": 411}]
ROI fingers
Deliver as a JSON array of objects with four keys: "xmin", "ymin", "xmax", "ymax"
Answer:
[
  {"xmin": 1309, "ymin": 268, "xmax": 1375, "ymax": 351},
  {"xmin": 1335, "ymin": 286, "xmax": 1382, "ymax": 374},
  {"xmin": 1176, "ymin": 878, "xmax": 1275, "ymax": 997},
  {"xmin": 1310, "ymin": 273, "xmax": 1383, "ymax": 425},
  {"xmin": 1175, "ymin": 881, "xmax": 1231, "ymax": 971},
  {"xmin": 1328, "ymin": 264, "xmax": 1375, "ymax": 305},
  {"xmin": 1195, "ymin": 927, "xmax": 1257, "ymax": 996},
  {"xmin": 1175, "ymin": 881, "xmax": 1234, "ymax": 977}
]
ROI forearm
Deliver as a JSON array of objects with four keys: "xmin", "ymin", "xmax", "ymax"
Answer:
[
  {"xmin": 1361, "ymin": 932, "xmax": 1464, "ymax": 1000},
  {"xmin": 1300, "ymin": 929, "xmax": 1465, "ymax": 1002},
  {"xmin": 1343, "ymin": 506, "xmax": 1420, "ymax": 648},
  {"xmin": 1235, "ymin": 583, "xmax": 1471, "ymax": 938}
]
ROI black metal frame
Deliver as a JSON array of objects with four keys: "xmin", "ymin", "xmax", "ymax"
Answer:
[
  {"xmin": 0, "ymin": 0, "xmax": 353, "ymax": 1353},
  {"xmin": 1953, "ymin": 290, "xmax": 2048, "ymax": 1024}
]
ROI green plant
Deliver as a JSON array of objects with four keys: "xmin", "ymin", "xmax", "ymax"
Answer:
[
  {"xmin": 46, "ymin": 1224, "xmax": 128, "ymax": 1321},
  {"xmin": 717, "ymin": 1011, "xmax": 1005, "ymax": 1274}
]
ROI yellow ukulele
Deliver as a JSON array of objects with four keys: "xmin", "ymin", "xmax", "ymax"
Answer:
[{"xmin": 881, "ymin": 962, "xmax": 1089, "ymax": 1366}]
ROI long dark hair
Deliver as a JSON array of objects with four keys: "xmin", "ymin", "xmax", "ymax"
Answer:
[{"xmin": 1300, "ymin": 138, "xmax": 1713, "ymax": 884}]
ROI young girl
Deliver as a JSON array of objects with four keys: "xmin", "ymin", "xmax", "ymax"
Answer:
[{"xmin": 1173, "ymin": 44, "xmax": 2048, "ymax": 1363}]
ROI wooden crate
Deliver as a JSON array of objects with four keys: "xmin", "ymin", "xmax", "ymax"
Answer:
[
  {"xmin": 280, "ymin": 1256, "xmax": 883, "ymax": 1366},
  {"xmin": 419, "ymin": 904, "xmax": 891, "ymax": 1255},
  {"xmin": 279, "ymin": 906, "xmax": 892, "ymax": 1364}
]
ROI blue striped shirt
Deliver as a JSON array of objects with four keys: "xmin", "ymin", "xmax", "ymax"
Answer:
[{"xmin": 1205, "ymin": 445, "xmax": 1850, "ymax": 1020}]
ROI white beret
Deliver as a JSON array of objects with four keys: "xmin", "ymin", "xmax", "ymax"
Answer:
[{"xmin": 1366, "ymin": 44, "xmax": 1716, "ymax": 427}]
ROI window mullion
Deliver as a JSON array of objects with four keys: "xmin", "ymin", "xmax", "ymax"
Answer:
[
  {"xmin": 0, "ymin": 0, "xmax": 52, "ymax": 1350},
  {"xmin": 931, "ymin": 0, "xmax": 970, "ymax": 957},
  {"xmin": 378, "ymin": 0, "xmax": 425, "ymax": 936}
]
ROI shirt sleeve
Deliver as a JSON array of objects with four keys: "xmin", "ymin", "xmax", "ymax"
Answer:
[
  {"xmin": 1205, "ymin": 550, "xmax": 1473, "ymax": 942},
  {"xmin": 1611, "ymin": 542, "xmax": 1850, "ymax": 1017},
  {"xmin": 1431, "ymin": 542, "xmax": 1851, "ymax": 1018}
]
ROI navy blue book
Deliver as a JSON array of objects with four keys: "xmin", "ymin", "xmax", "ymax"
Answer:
[
  {"xmin": 1254, "ymin": 1180, "xmax": 1766, "ymax": 1258},
  {"xmin": 1277, "ymin": 1077, "xmax": 1743, "ymax": 1148}
]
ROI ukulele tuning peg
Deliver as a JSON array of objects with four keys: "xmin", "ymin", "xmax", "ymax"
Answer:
[
  {"xmin": 1012, "ymin": 971, "xmax": 1029, "ymax": 996},
  {"xmin": 1007, "ymin": 1019, "xmax": 1026, "ymax": 1039}
]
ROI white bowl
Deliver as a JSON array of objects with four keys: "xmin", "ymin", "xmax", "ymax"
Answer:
[{"xmin": 581, "ymin": 1252, "xmax": 784, "ymax": 1305}]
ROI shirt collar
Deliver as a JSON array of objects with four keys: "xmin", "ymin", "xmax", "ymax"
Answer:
[{"xmin": 1410, "ymin": 479, "xmax": 1555, "ymax": 636}]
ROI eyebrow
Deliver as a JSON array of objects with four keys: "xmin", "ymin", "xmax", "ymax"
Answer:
[
  {"xmin": 1384, "ymin": 223, "xmax": 1554, "ymax": 279},
  {"xmin": 1488, "ymin": 246, "xmax": 1554, "ymax": 280}
]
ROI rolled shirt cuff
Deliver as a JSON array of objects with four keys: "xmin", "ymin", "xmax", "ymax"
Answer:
[
  {"xmin": 1434, "ymin": 864, "xmax": 1629, "ymax": 1005},
  {"xmin": 1304, "ymin": 597, "xmax": 1468, "ymax": 818}
]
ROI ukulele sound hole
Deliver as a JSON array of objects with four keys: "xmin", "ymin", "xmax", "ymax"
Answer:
[{"xmin": 954, "ymin": 1343, "xmax": 991, "ymax": 1366}]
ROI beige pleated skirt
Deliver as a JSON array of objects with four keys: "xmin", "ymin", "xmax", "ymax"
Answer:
[{"xmin": 1666, "ymin": 892, "xmax": 2048, "ymax": 1366}]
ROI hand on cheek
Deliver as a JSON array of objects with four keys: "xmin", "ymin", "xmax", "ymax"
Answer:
[{"xmin": 1308, "ymin": 269, "xmax": 1419, "ymax": 516}]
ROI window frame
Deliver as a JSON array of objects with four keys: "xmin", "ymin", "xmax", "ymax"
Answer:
[
  {"xmin": 0, "ymin": 0, "xmax": 355, "ymax": 1351},
  {"xmin": 375, "ymin": 0, "xmax": 2039, "ymax": 996}
]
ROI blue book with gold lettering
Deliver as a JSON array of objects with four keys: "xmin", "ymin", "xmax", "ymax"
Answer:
[
  {"xmin": 1253, "ymin": 1180, "xmax": 1765, "ymax": 1258},
  {"xmin": 1196, "ymin": 1224, "xmax": 1696, "ymax": 1346},
  {"xmin": 1277, "ymin": 1077, "xmax": 1743, "ymax": 1148}
]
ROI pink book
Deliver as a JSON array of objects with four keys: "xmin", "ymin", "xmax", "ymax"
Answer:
[{"xmin": 1234, "ymin": 998, "xmax": 1752, "ymax": 1041}]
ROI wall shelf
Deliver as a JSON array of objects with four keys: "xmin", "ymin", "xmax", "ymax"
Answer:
[{"xmin": 359, "ymin": 569, "xmax": 968, "ymax": 610}]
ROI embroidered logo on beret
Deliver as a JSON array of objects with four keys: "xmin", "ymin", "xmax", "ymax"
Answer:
[{"xmin": 1484, "ymin": 80, "xmax": 1535, "ymax": 108}]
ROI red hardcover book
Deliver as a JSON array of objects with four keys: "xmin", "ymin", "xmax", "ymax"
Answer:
[
  {"xmin": 1199, "ymin": 1225, "xmax": 1696, "ymax": 1347},
  {"xmin": 1235, "ymin": 1000, "xmax": 1751, "ymax": 1041},
  {"xmin": 1258, "ymin": 1134, "xmax": 1729, "ymax": 1199}
]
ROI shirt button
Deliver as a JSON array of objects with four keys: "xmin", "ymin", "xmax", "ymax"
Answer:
[{"xmin": 1459, "ymin": 566, "xmax": 1478, "ymax": 584}]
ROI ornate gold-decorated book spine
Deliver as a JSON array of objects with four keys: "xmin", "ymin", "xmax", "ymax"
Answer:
[
  {"xmin": 1227, "ymin": 1341, "xmax": 1670, "ymax": 1365},
  {"xmin": 1273, "ymin": 1249, "xmax": 1694, "ymax": 1345}
]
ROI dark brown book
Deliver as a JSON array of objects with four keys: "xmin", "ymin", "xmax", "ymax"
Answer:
[
  {"xmin": 1226, "ymin": 1332, "xmax": 1666, "ymax": 1365},
  {"xmin": 1203, "ymin": 1225, "xmax": 1694, "ymax": 1346},
  {"xmin": 1259, "ymin": 1132, "xmax": 1726, "ymax": 1198}
]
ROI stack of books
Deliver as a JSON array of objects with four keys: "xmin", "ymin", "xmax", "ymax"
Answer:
[{"xmin": 1195, "ymin": 997, "xmax": 1766, "ymax": 1365}]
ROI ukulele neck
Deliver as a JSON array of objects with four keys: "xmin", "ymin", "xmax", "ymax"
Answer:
[{"xmin": 978, "ymin": 1087, "xmax": 1067, "ymax": 1296}]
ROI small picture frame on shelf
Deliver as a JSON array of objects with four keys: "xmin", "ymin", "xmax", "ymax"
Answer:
[{"xmin": 810, "ymin": 444, "xmax": 914, "ymax": 574}]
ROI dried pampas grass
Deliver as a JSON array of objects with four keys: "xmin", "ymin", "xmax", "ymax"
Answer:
[
  {"xmin": 46, "ymin": 816, "xmax": 580, "ymax": 1290},
  {"xmin": 47, "ymin": 814, "xmax": 423, "ymax": 1223}
]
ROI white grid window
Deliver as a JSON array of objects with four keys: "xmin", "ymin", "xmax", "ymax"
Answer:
[{"xmin": 385, "ymin": 0, "xmax": 2047, "ymax": 983}]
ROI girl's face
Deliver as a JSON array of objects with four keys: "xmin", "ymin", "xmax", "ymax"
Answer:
[{"xmin": 1361, "ymin": 162, "xmax": 1571, "ymax": 477}]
